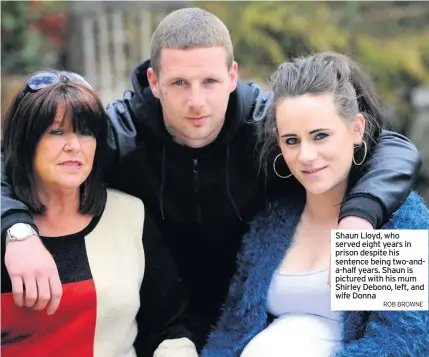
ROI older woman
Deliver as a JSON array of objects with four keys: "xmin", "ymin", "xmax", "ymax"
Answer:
[
  {"xmin": 201, "ymin": 53, "xmax": 429, "ymax": 357},
  {"xmin": 1, "ymin": 71, "xmax": 197, "ymax": 357}
]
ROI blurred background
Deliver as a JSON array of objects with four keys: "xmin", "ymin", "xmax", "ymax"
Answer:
[{"xmin": 2, "ymin": 1, "xmax": 428, "ymax": 201}]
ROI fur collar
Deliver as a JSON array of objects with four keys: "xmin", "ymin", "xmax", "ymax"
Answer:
[{"xmin": 202, "ymin": 192, "xmax": 429, "ymax": 357}]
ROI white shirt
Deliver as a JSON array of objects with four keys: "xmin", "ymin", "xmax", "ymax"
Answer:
[{"xmin": 240, "ymin": 268, "xmax": 342, "ymax": 357}]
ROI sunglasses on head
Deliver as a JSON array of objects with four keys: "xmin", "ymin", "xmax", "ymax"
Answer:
[{"xmin": 25, "ymin": 71, "xmax": 93, "ymax": 93}]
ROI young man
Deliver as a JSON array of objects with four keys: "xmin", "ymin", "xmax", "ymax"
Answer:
[{"xmin": 1, "ymin": 7, "xmax": 421, "ymax": 351}]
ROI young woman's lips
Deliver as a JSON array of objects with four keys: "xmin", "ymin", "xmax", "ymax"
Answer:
[
  {"xmin": 188, "ymin": 116, "xmax": 206, "ymax": 119},
  {"xmin": 302, "ymin": 166, "xmax": 327, "ymax": 175}
]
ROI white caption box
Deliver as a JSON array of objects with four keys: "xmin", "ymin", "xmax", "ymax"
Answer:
[{"xmin": 330, "ymin": 229, "xmax": 428, "ymax": 311}]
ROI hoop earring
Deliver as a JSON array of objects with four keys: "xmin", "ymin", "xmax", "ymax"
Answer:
[
  {"xmin": 273, "ymin": 153, "xmax": 293, "ymax": 178},
  {"xmin": 353, "ymin": 140, "xmax": 367, "ymax": 166}
]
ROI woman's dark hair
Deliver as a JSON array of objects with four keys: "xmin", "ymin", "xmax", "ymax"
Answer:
[
  {"xmin": 259, "ymin": 52, "xmax": 384, "ymax": 179},
  {"xmin": 2, "ymin": 75, "xmax": 108, "ymax": 216}
]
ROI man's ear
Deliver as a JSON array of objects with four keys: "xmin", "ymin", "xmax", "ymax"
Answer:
[
  {"xmin": 147, "ymin": 68, "xmax": 160, "ymax": 98},
  {"xmin": 352, "ymin": 113, "xmax": 366, "ymax": 145},
  {"xmin": 229, "ymin": 61, "xmax": 239, "ymax": 93}
]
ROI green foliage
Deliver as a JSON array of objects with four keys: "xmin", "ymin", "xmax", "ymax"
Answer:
[
  {"xmin": 1, "ymin": 1, "xmax": 66, "ymax": 74},
  {"xmin": 197, "ymin": 1, "xmax": 429, "ymax": 121}
]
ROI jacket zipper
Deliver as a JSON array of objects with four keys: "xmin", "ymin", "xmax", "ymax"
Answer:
[{"xmin": 193, "ymin": 158, "xmax": 203, "ymax": 224}]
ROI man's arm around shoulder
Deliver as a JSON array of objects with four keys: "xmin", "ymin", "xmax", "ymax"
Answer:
[{"xmin": 339, "ymin": 130, "xmax": 422, "ymax": 229}]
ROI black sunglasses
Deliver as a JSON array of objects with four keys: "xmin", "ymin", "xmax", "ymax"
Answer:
[{"xmin": 25, "ymin": 71, "xmax": 93, "ymax": 93}]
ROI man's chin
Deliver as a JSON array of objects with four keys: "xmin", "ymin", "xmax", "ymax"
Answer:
[
  {"xmin": 179, "ymin": 128, "xmax": 221, "ymax": 148},
  {"xmin": 182, "ymin": 137, "xmax": 216, "ymax": 148}
]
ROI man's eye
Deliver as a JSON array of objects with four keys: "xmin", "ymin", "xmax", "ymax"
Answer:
[
  {"xmin": 206, "ymin": 79, "xmax": 217, "ymax": 84},
  {"xmin": 173, "ymin": 80, "xmax": 185, "ymax": 85}
]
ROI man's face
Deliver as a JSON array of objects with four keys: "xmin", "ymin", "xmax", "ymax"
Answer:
[{"xmin": 148, "ymin": 47, "xmax": 238, "ymax": 148}]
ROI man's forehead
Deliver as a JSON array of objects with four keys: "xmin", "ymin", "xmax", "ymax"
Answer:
[
  {"xmin": 160, "ymin": 68, "xmax": 228, "ymax": 80},
  {"xmin": 158, "ymin": 47, "xmax": 229, "ymax": 75}
]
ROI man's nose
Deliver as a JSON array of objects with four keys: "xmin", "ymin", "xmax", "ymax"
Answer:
[{"xmin": 187, "ymin": 85, "xmax": 205, "ymax": 109}]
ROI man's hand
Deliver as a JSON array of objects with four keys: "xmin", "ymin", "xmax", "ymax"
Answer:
[
  {"xmin": 5, "ymin": 235, "xmax": 62, "ymax": 315},
  {"xmin": 338, "ymin": 216, "xmax": 374, "ymax": 231},
  {"xmin": 328, "ymin": 216, "xmax": 374, "ymax": 286}
]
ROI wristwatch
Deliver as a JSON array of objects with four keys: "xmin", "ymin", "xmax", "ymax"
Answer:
[{"xmin": 5, "ymin": 223, "xmax": 38, "ymax": 246}]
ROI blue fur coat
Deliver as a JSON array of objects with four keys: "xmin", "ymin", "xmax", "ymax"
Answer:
[{"xmin": 201, "ymin": 192, "xmax": 429, "ymax": 357}]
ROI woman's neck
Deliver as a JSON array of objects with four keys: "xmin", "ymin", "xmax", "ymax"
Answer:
[
  {"xmin": 36, "ymin": 185, "xmax": 80, "ymax": 217},
  {"xmin": 33, "ymin": 185, "xmax": 92, "ymax": 237},
  {"xmin": 303, "ymin": 180, "xmax": 348, "ymax": 225}
]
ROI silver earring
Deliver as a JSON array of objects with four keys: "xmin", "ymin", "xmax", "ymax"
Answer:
[
  {"xmin": 353, "ymin": 140, "xmax": 367, "ymax": 166},
  {"xmin": 273, "ymin": 153, "xmax": 293, "ymax": 178}
]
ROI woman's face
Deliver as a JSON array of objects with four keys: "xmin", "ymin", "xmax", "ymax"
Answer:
[
  {"xmin": 276, "ymin": 92, "xmax": 365, "ymax": 196},
  {"xmin": 33, "ymin": 104, "xmax": 96, "ymax": 192}
]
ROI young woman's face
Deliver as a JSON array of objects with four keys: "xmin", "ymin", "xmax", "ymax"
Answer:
[{"xmin": 276, "ymin": 92, "xmax": 365, "ymax": 195}]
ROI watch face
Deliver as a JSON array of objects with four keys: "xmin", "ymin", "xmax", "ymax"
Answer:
[{"xmin": 11, "ymin": 224, "xmax": 30, "ymax": 239}]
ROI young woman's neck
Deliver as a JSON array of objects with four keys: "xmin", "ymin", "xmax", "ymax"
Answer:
[{"xmin": 303, "ymin": 180, "xmax": 348, "ymax": 224}]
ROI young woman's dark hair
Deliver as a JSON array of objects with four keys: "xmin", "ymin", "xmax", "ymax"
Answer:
[
  {"xmin": 259, "ymin": 52, "xmax": 385, "ymax": 187},
  {"xmin": 2, "ymin": 71, "xmax": 108, "ymax": 215}
]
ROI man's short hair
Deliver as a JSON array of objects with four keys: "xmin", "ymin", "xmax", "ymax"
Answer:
[{"xmin": 150, "ymin": 7, "xmax": 234, "ymax": 74}]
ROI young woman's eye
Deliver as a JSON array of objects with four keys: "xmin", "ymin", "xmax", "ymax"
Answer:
[
  {"xmin": 285, "ymin": 137, "xmax": 298, "ymax": 145},
  {"xmin": 314, "ymin": 133, "xmax": 329, "ymax": 141}
]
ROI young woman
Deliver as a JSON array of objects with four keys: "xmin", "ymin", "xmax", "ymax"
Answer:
[{"xmin": 201, "ymin": 52, "xmax": 429, "ymax": 357}]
